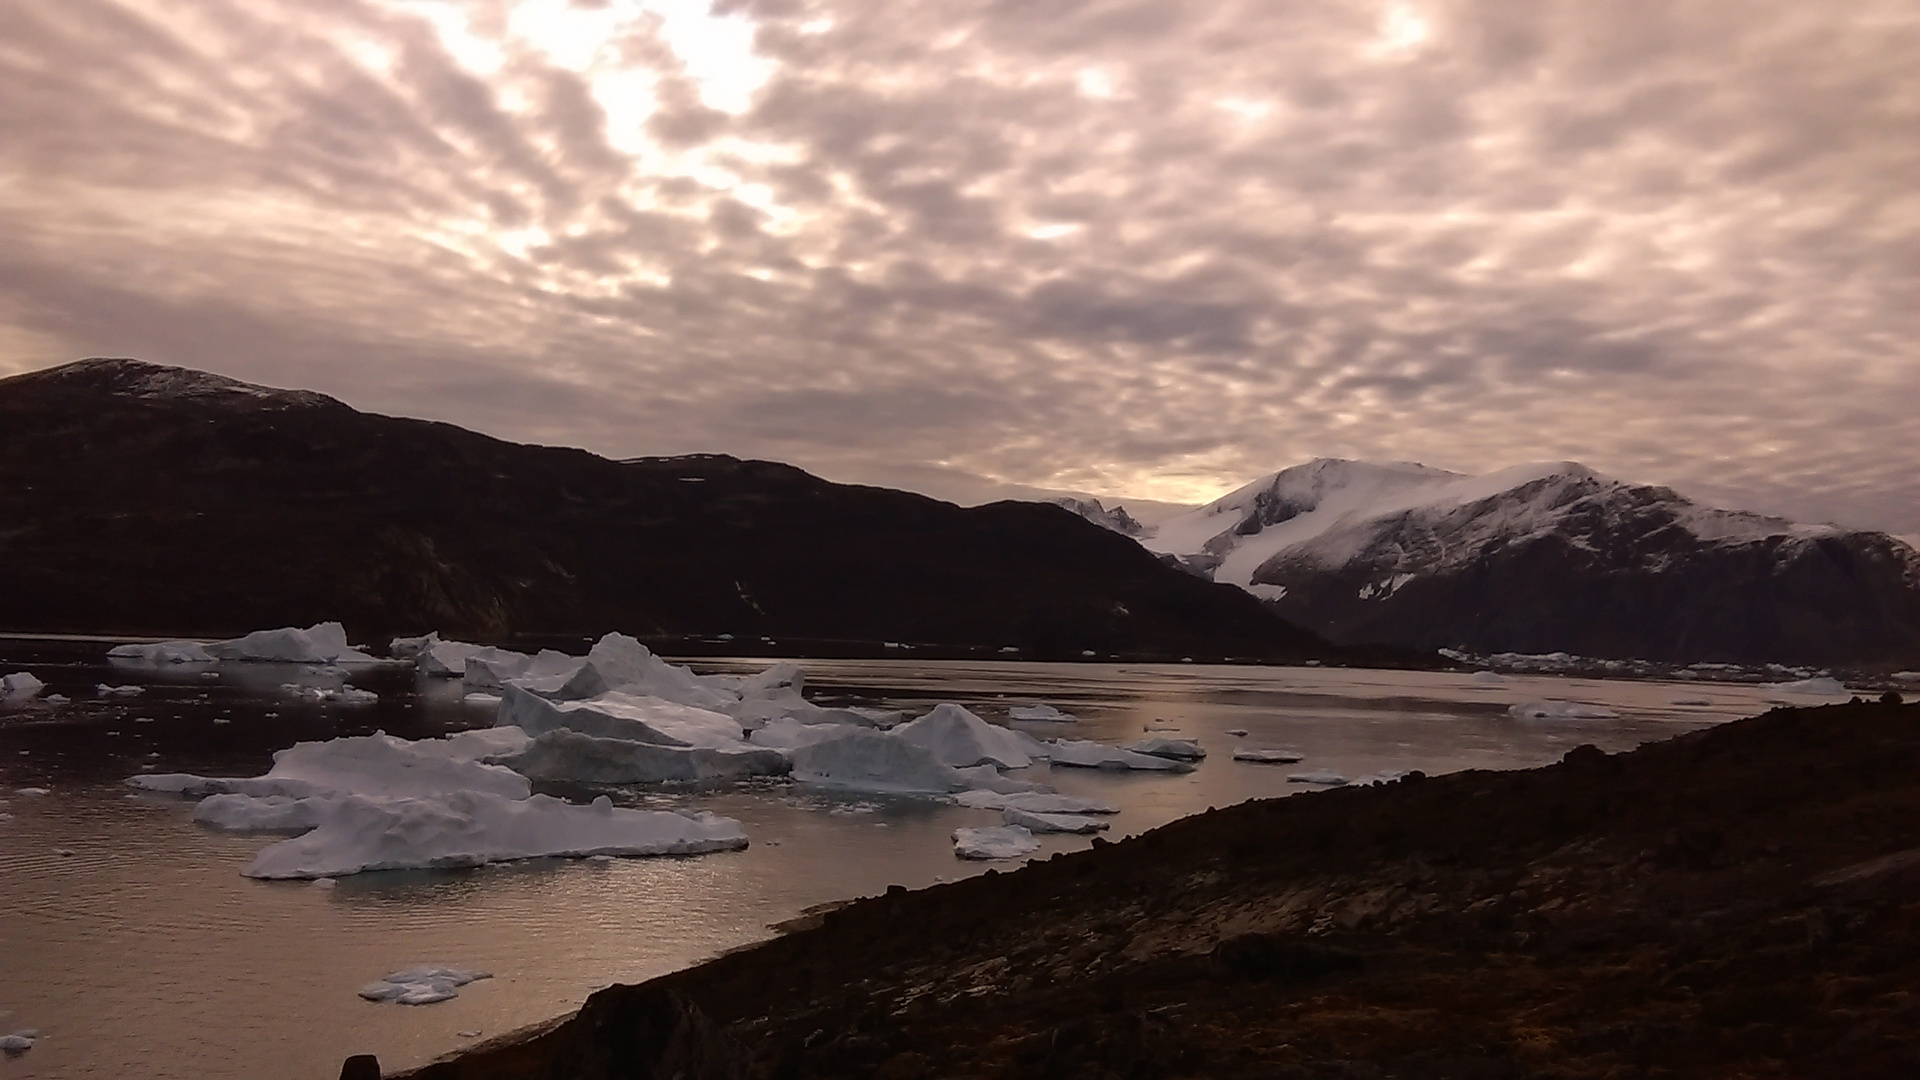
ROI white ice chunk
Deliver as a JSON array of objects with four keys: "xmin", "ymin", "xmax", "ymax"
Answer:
[
  {"xmin": 953, "ymin": 790, "xmax": 1119, "ymax": 814},
  {"xmin": 499, "ymin": 686, "xmax": 745, "ymax": 747},
  {"xmin": 388, "ymin": 632, "xmax": 439, "ymax": 658},
  {"xmin": 748, "ymin": 717, "xmax": 862, "ymax": 751},
  {"xmin": 1002, "ymin": 808, "xmax": 1110, "ymax": 834},
  {"xmin": 1768, "ymin": 676, "xmax": 1850, "ymax": 696},
  {"xmin": 1, "ymin": 673, "xmax": 44, "ymax": 697},
  {"xmin": 1287, "ymin": 769, "xmax": 1348, "ymax": 786},
  {"xmin": 1470, "ymin": 670, "xmax": 1506, "ymax": 685},
  {"xmin": 1231, "ymin": 747, "xmax": 1304, "ymax": 764},
  {"xmin": 1508, "ymin": 700, "xmax": 1620, "ymax": 720},
  {"xmin": 953, "ymin": 824, "xmax": 1039, "ymax": 860},
  {"xmin": 194, "ymin": 793, "xmax": 331, "ymax": 832},
  {"xmin": 418, "ymin": 640, "xmax": 523, "ymax": 679},
  {"xmin": 549, "ymin": 633, "xmax": 738, "ymax": 711},
  {"xmin": 96, "ymin": 683, "xmax": 143, "ymax": 696},
  {"xmin": 358, "ymin": 965, "xmax": 492, "ymax": 1005},
  {"xmin": 1047, "ymin": 739, "xmax": 1193, "ymax": 772},
  {"xmin": 14, "ymin": 787, "xmax": 50, "ymax": 797},
  {"xmin": 501, "ymin": 729, "xmax": 790, "ymax": 784},
  {"xmin": 108, "ymin": 641, "xmax": 214, "ymax": 664},
  {"xmin": 242, "ymin": 791, "xmax": 748, "ymax": 878},
  {"xmin": 284, "ymin": 684, "xmax": 377, "ymax": 705},
  {"xmin": 1124, "ymin": 736, "xmax": 1206, "ymax": 761},
  {"xmin": 950, "ymin": 764, "xmax": 1049, "ymax": 794},
  {"xmin": 439, "ymin": 726, "xmax": 533, "ymax": 762},
  {"xmin": 464, "ymin": 649, "xmax": 580, "ymax": 693},
  {"xmin": 1008, "ymin": 703, "xmax": 1076, "ymax": 722},
  {"xmin": 786, "ymin": 727, "xmax": 970, "ymax": 795},
  {"xmin": 128, "ymin": 731, "xmax": 532, "ymax": 801},
  {"xmin": 893, "ymin": 704, "xmax": 1036, "ymax": 769},
  {"xmin": 210, "ymin": 622, "xmax": 378, "ymax": 663}
]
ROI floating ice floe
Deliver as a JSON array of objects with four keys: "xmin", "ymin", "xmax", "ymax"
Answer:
[
  {"xmin": 358, "ymin": 965, "xmax": 492, "ymax": 1005},
  {"xmin": 1124, "ymin": 736, "xmax": 1206, "ymax": 761},
  {"xmin": 1, "ymin": 1030, "xmax": 36, "ymax": 1053},
  {"xmin": 1, "ymin": 672, "xmax": 44, "ymax": 698},
  {"xmin": 1767, "ymin": 676, "xmax": 1850, "ymax": 696},
  {"xmin": 953, "ymin": 790, "xmax": 1118, "ymax": 814},
  {"xmin": 96, "ymin": 683, "xmax": 143, "ymax": 696},
  {"xmin": 893, "ymin": 704, "xmax": 1043, "ymax": 769},
  {"xmin": 950, "ymin": 764, "xmax": 1050, "ymax": 795},
  {"xmin": 500, "ymin": 687, "xmax": 745, "ymax": 748},
  {"xmin": 416, "ymin": 640, "xmax": 521, "ymax": 679},
  {"xmin": 1231, "ymin": 747, "xmax": 1304, "ymax": 764},
  {"xmin": 387, "ymin": 632, "xmax": 439, "ymax": 659},
  {"xmin": 1047, "ymin": 738, "xmax": 1193, "ymax": 772},
  {"xmin": 502, "ymin": 729, "xmax": 789, "ymax": 784},
  {"xmin": 107, "ymin": 641, "xmax": 214, "ymax": 664},
  {"xmin": 953, "ymin": 824, "xmax": 1039, "ymax": 860},
  {"xmin": 1007, "ymin": 703, "xmax": 1076, "ymax": 722},
  {"xmin": 1287, "ymin": 769, "xmax": 1349, "ymax": 786},
  {"xmin": 14, "ymin": 787, "xmax": 50, "ymax": 797},
  {"xmin": 132, "ymin": 730, "xmax": 533, "ymax": 802},
  {"xmin": 786, "ymin": 727, "xmax": 972, "ymax": 795},
  {"xmin": 209, "ymin": 622, "xmax": 381, "ymax": 664},
  {"xmin": 1225, "ymin": 728, "xmax": 1249, "ymax": 737},
  {"xmin": 723, "ymin": 663, "xmax": 900, "ymax": 729},
  {"xmin": 1003, "ymin": 808, "xmax": 1109, "ymax": 834},
  {"xmin": 1508, "ymin": 700, "xmax": 1619, "ymax": 720},
  {"xmin": 284, "ymin": 684, "xmax": 377, "ymax": 705},
  {"xmin": 243, "ymin": 792, "xmax": 746, "ymax": 879},
  {"xmin": 461, "ymin": 648, "xmax": 579, "ymax": 692}
]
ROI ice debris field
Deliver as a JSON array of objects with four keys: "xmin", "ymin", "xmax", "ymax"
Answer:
[{"xmin": 114, "ymin": 624, "xmax": 1294, "ymax": 874}]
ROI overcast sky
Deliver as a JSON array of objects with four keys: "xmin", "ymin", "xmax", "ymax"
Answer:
[{"xmin": 3, "ymin": 0, "xmax": 1916, "ymax": 531}]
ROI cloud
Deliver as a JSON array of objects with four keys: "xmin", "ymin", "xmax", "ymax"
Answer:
[{"xmin": 1, "ymin": 0, "xmax": 1916, "ymax": 532}]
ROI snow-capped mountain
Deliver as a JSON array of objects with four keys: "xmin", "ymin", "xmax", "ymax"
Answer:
[{"xmin": 1133, "ymin": 458, "xmax": 1920, "ymax": 665}]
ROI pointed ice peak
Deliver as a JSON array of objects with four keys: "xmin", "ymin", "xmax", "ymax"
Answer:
[{"xmin": 15, "ymin": 358, "xmax": 337, "ymax": 409}]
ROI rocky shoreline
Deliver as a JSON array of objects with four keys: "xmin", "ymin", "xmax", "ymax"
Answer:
[{"xmin": 358, "ymin": 698, "xmax": 1920, "ymax": 1078}]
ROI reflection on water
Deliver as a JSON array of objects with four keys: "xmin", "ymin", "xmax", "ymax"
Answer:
[{"xmin": 0, "ymin": 639, "xmax": 1808, "ymax": 1079}]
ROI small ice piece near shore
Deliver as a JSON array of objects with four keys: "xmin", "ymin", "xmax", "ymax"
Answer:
[
  {"xmin": 210, "ymin": 622, "xmax": 380, "ymax": 664},
  {"xmin": 2, "ymin": 673, "xmax": 45, "ymax": 698},
  {"xmin": 1, "ymin": 1030, "xmax": 37, "ymax": 1053},
  {"xmin": 1124, "ymin": 736, "xmax": 1205, "ymax": 761},
  {"xmin": 108, "ymin": 640, "xmax": 214, "ymax": 664},
  {"xmin": 1508, "ymin": 701, "xmax": 1619, "ymax": 720},
  {"xmin": 953, "ymin": 824, "xmax": 1039, "ymax": 860},
  {"xmin": 1470, "ymin": 670, "xmax": 1506, "ymax": 685},
  {"xmin": 1768, "ymin": 676, "xmax": 1849, "ymax": 696},
  {"xmin": 893, "ymin": 704, "xmax": 1038, "ymax": 769},
  {"xmin": 1287, "ymin": 769, "xmax": 1348, "ymax": 786},
  {"xmin": 1225, "ymin": 728, "xmax": 1249, "ymax": 737},
  {"xmin": 1003, "ymin": 808, "xmax": 1109, "ymax": 834},
  {"xmin": 358, "ymin": 965, "xmax": 492, "ymax": 1005},
  {"xmin": 1008, "ymin": 703, "xmax": 1076, "ymax": 722},
  {"xmin": 1232, "ymin": 748, "xmax": 1304, "ymax": 764},
  {"xmin": 14, "ymin": 787, "xmax": 50, "ymax": 797},
  {"xmin": 1048, "ymin": 739, "xmax": 1192, "ymax": 772},
  {"xmin": 954, "ymin": 790, "xmax": 1118, "ymax": 814}
]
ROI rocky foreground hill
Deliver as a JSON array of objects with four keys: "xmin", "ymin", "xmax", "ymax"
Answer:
[
  {"xmin": 0, "ymin": 359, "xmax": 1333, "ymax": 662},
  {"xmin": 1122, "ymin": 458, "xmax": 1920, "ymax": 667},
  {"xmin": 359, "ymin": 696, "xmax": 1920, "ymax": 1080}
]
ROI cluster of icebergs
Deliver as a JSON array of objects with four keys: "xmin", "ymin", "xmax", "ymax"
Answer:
[{"xmin": 129, "ymin": 629, "xmax": 1208, "ymax": 873}]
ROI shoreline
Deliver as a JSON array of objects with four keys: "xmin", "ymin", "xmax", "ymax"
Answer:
[{"xmin": 369, "ymin": 697, "xmax": 1920, "ymax": 1078}]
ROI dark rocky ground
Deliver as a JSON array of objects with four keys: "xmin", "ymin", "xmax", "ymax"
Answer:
[{"xmin": 367, "ymin": 697, "xmax": 1920, "ymax": 1079}]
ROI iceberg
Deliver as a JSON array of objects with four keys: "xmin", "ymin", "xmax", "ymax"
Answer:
[
  {"xmin": 1008, "ymin": 703, "xmax": 1076, "ymax": 722},
  {"xmin": 465, "ymin": 649, "xmax": 579, "ymax": 693},
  {"xmin": 1047, "ymin": 739, "xmax": 1193, "ymax": 772},
  {"xmin": 417, "ymin": 640, "xmax": 521, "ymax": 679},
  {"xmin": 749, "ymin": 717, "xmax": 866, "ymax": 752},
  {"xmin": 1508, "ymin": 700, "xmax": 1619, "ymax": 720},
  {"xmin": 953, "ymin": 824, "xmax": 1039, "ymax": 860},
  {"xmin": 388, "ymin": 632, "xmax": 439, "ymax": 659},
  {"xmin": 786, "ymin": 727, "xmax": 971, "ymax": 795},
  {"xmin": 501, "ymin": 729, "xmax": 790, "ymax": 784},
  {"xmin": 893, "ymin": 704, "xmax": 1037, "ymax": 769},
  {"xmin": 130, "ymin": 731, "xmax": 533, "ymax": 802},
  {"xmin": 1, "ymin": 673, "xmax": 44, "ymax": 698},
  {"xmin": 953, "ymin": 790, "xmax": 1119, "ymax": 814},
  {"xmin": 1231, "ymin": 747, "xmax": 1304, "ymax": 764},
  {"xmin": 1124, "ymin": 736, "xmax": 1206, "ymax": 761},
  {"xmin": 548, "ymin": 634, "xmax": 738, "ymax": 711},
  {"xmin": 242, "ymin": 791, "xmax": 747, "ymax": 878},
  {"xmin": 359, "ymin": 965, "xmax": 491, "ymax": 1005},
  {"xmin": 1003, "ymin": 808, "xmax": 1109, "ymax": 834},
  {"xmin": 209, "ymin": 622, "xmax": 379, "ymax": 663},
  {"xmin": 499, "ymin": 686, "xmax": 745, "ymax": 747},
  {"xmin": 108, "ymin": 641, "xmax": 214, "ymax": 664}
]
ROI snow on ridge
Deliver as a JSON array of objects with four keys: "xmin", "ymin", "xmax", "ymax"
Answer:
[
  {"xmin": 1143, "ymin": 457, "xmax": 1849, "ymax": 589},
  {"xmin": 30, "ymin": 358, "xmax": 335, "ymax": 408}
]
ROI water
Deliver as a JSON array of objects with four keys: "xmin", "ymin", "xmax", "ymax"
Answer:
[{"xmin": 0, "ymin": 638, "xmax": 1824, "ymax": 1078}]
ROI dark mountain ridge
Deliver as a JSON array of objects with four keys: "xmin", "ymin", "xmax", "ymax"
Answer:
[{"xmin": 0, "ymin": 358, "xmax": 1335, "ymax": 661}]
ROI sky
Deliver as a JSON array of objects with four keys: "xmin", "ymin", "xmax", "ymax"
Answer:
[{"xmin": 2, "ymin": 0, "xmax": 1917, "ymax": 533}]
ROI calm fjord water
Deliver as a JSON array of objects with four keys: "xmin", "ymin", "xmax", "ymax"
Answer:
[{"xmin": 0, "ymin": 641, "xmax": 1798, "ymax": 1078}]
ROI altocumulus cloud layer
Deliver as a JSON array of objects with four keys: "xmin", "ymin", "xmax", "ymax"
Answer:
[{"xmin": 2, "ymin": 0, "xmax": 1917, "ymax": 530}]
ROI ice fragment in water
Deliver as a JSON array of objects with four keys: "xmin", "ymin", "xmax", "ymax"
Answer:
[
  {"xmin": 1508, "ymin": 700, "xmax": 1618, "ymax": 720},
  {"xmin": 1124, "ymin": 736, "xmax": 1206, "ymax": 761},
  {"xmin": 953, "ymin": 825, "xmax": 1039, "ymax": 860},
  {"xmin": 108, "ymin": 641, "xmax": 213, "ymax": 664},
  {"xmin": 893, "ymin": 703, "xmax": 1037, "ymax": 769},
  {"xmin": 954, "ymin": 790, "xmax": 1118, "ymax": 814},
  {"xmin": 210, "ymin": 622, "xmax": 379, "ymax": 663},
  {"xmin": 358, "ymin": 965, "xmax": 492, "ymax": 1005},
  {"xmin": 1002, "ymin": 808, "xmax": 1109, "ymax": 834},
  {"xmin": 1231, "ymin": 748, "xmax": 1304, "ymax": 764},
  {"xmin": 1048, "ymin": 739, "xmax": 1192, "ymax": 772},
  {"xmin": 1287, "ymin": 769, "xmax": 1348, "ymax": 786},
  {"xmin": 2, "ymin": 673, "xmax": 45, "ymax": 697},
  {"xmin": 1007, "ymin": 703, "xmax": 1076, "ymax": 722},
  {"xmin": 1767, "ymin": 676, "xmax": 1849, "ymax": 696}
]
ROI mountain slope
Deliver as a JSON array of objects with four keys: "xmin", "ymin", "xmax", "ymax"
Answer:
[
  {"xmin": 0, "ymin": 359, "xmax": 1334, "ymax": 660},
  {"xmin": 1139, "ymin": 458, "xmax": 1920, "ymax": 666}
]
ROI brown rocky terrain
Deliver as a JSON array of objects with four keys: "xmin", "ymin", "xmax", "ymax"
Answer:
[{"xmin": 356, "ymin": 696, "xmax": 1920, "ymax": 1079}]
